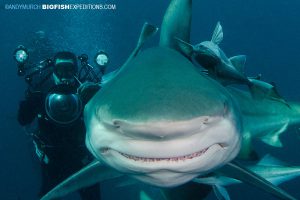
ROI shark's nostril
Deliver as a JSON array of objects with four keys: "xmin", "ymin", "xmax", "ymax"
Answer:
[
  {"xmin": 203, "ymin": 117, "xmax": 209, "ymax": 124},
  {"xmin": 219, "ymin": 143, "xmax": 228, "ymax": 148},
  {"xmin": 113, "ymin": 120, "xmax": 121, "ymax": 128},
  {"xmin": 100, "ymin": 147, "xmax": 110, "ymax": 154}
]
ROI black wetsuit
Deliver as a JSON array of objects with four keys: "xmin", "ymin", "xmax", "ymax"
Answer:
[{"xmin": 18, "ymin": 81, "xmax": 101, "ymax": 200}]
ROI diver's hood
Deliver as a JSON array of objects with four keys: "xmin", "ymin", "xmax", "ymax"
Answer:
[{"xmin": 45, "ymin": 84, "xmax": 82, "ymax": 126}]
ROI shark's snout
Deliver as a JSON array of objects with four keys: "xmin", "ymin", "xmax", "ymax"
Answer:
[
  {"xmin": 85, "ymin": 101, "xmax": 241, "ymax": 187},
  {"xmin": 110, "ymin": 116, "xmax": 220, "ymax": 140}
]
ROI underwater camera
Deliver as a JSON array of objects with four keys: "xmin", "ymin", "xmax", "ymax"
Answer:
[
  {"xmin": 45, "ymin": 84, "xmax": 83, "ymax": 125},
  {"xmin": 14, "ymin": 45, "xmax": 108, "ymax": 88}
]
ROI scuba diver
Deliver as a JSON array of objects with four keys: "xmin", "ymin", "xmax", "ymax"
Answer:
[
  {"xmin": 25, "ymin": 30, "xmax": 54, "ymax": 64},
  {"xmin": 14, "ymin": 46, "xmax": 109, "ymax": 199}
]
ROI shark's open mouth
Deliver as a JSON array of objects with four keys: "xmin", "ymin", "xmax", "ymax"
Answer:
[{"xmin": 100, "ymin": 144, "xmax": 226, "ymax": 163}]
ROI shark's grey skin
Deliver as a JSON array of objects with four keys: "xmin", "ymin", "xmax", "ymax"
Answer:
[{"xmin": 194, "ymin": 155, "xmax": 300, "ymax": 200}]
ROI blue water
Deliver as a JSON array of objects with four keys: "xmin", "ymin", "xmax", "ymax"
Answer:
[{"xmin": 1, "ymin": 0, "xmax": 300, "ymax": 199}]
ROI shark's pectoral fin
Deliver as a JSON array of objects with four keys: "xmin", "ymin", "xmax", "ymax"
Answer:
[
  {"xmin": 211, "ymin": 21, "xmax": 224, "ymax": 45},
  {"xmin": 260, "ymin": 121, "xmax": 289, "ymax": 147},
  {"xmin": 40, "ymin": 161, "xmax": 123, "ymax": 200},
  {"xmin": 101, "ymin": 22, "xmax": 158, "ymax": 87},
  {"xmin": 248, "ymin": 79, "xmax": 290, "ymax": 108},
  {"xmin": 229, "ymin": 55, "xmax": 246, "ymax": 74},
  {"xmin": 124, "ymin": 22, "xmax": 159, "ymax": 66},
  {"xmin": 136, "ymin": 23, "xmax": 159, "ymax": 57},
  {"xmin": 218, "ymin": 162, "xmax": 297, "ymax": 200},
  {"xmin": 174, "ymin": 37, "xmax": 194, "ymax": 57},
  {"xmin": 213, "ymin": 185, "xmax": 231, "ymax": 200}
]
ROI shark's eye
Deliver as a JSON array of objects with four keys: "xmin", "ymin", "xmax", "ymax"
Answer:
[
  {"xmin": 196, "ymin": 44, "xmax": 204, "ymax": 50},
  {"xmin": 113, "ymin": 120, "xmax": 121, "ymax": 128}
]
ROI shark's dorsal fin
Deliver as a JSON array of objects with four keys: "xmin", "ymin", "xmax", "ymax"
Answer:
[
  {"xmin": 218, "ymin": 162, "xmax": 297, "ymax": 200},
  {"xmin": 40, "ymin": 161, "xmax": 123, "ymax": 200},
  {"xmin": 229, "ymin": 55, "xmax": 246, "ymax": 74},
  {"xmin": 174, "ymin": 37, "xmax": 194, "ymax": 57},
  {"xmin": 159, "ymin": 0, "xmax": 192, "ymax": 50},
  {"xmin": 211, "ymin": 21, "xmax": 223, "ymax": 45},
  {"xmin": 258, "ymin": 154, "xmax": 289, "ymax": 167},
  {"xmin": 213, "ymin": 185, "xmax": 231, "ymax": 200}
]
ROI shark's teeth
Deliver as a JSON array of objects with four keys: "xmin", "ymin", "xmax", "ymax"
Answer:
[{"xmin": 118, "ymin": 147, "xmax": 209, "ymax": 162}]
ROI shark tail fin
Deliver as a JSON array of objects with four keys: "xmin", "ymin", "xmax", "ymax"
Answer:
[
  {"xmin": 211, "ymin": 21, "xmax": 223, "ymax": 45},
  {"xmin": 229, "ymin": 55, "xmax": 246, "ymax": 74},
  {"xmin": 174, "ymin": 37, "xmax": 194, "ymax": 57}
]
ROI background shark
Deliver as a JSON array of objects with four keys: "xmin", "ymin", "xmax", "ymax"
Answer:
[
  {"xmin": 40, "ymin": 0, "xmax": 300, "ymax": 200},
  {"xmin": 194, "ymin": 154, "xmax": 300, "ymax": 200},
  {"xmin": 175, "ymin": 21, "xmax": 288, "ymax": 104},
  {"xmin": 175, "ymin": 22, "xmax": 249, "ymax": 86}
]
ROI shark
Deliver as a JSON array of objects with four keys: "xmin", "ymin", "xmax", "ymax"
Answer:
[
  {"xmin": 175, "ymin": 21, "xmax": 249, "ymax": 86},
  {"xmin": 194, "ymin": 154, "xmax": 300, "ymax": 200},
  {"xmin": 175, "ymin": 22, "xmax": 288, "ymax": 104},
  {"xmin": 41, "ymin": 0, "xmax": 300, "ymax": 200}
]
